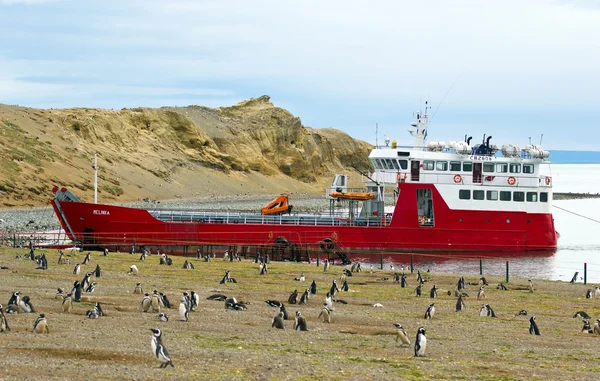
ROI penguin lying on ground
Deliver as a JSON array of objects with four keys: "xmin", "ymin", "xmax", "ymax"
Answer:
[
  {"xmin": 573, "ymin": 311, "xmax": 591, "ymax": 319},
  {"xmin": 207, "ymin": 294, "xmax": 227, "ymax": 301}
]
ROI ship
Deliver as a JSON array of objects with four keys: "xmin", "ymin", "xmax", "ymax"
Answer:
[{"xmin": 50, "ymin": 103, "xmax": 558, "ymax": 260}]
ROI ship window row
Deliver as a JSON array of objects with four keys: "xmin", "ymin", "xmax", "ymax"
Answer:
[
  {"xmin": 458, "ymin": 190, "xmax": 548, "ymax": 202},
  {"xmin": 423, "ymin": 161, "xmax": 534, "ymax": 174},
  {"xmin": 373, "ymin": 159, "xmax": 408, "ymax": 170}
]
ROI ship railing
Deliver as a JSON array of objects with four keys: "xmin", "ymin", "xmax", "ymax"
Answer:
[{"xmin": 367, "ymin": 171, "xmax": 549, "ymax": 188}]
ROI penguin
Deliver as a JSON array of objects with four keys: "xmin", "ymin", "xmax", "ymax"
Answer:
[
  {"xmin": 310, "ymin": 280, "xmax": 317, "ymax": 295},
  {"xmin": 393, "ymin": 272, "xmax": 400, "ymax": 283},
  {"xmin": 159, "ymin": 293, "xmax": 171, "ymax": 309},
  {"xmin": 325, "ymin": 293, "xmax": 334, "ymax": 311},
  {"xmin": 334, "ymin": 298, "xmax": 348, "ymax": 304},
  {"xmin": 207, "ymin": 294, "xmax": 227, "ymax": 301},
  {"xmin": 414, "ymin": 327, "xmax": 427, "ymax": 357},
  {"xmin": 288, "ymin": 290, "xmax": 299, "ymax": 305},
  {"xmin": 220, "ymin": 270, "xmax": 231, "ymax": 284},
  {"xmin": 323, "ymin": 259, "xmax": 329, "ymax": 272},
  {"xmin": 5, "ymin": 305, "xmax": 18, "ymax": 314},
  {"xmin": 299, "ymin": 289, "xmax": 309, "ymax": 305},
  {"xmin": 586, "ymin": 289, "xmax": 593, "ymax": 299},
  {"xmin": 329, "ymin": 280, "xmax": 340, "ymax": 297},
  {"xmin": 151, "ymin": 291, "xmax": 161, "ymax": 313},
  {"xmin": 429, "ymin": 285, "xmax": 437, "ymax": 299},
  {"xmin": 94, "ymin": 264, "xmax": 101, "ymax": 278},
  {"xmin": 594, "ymin": 319, "xmax": 600, "ymax": 335},
  {"xmin": 82, "ymin": 252, "xmax": 91, "ymax": 265},
  {"xmin": 141, "ymin": 293, "xmax": 152, "ymax": 312},
  {"xmin": 340, "ymin": 273, "xmax": 347, "ymax": 284},
  {"xmin": 58, "ymin": 252, "xmax": 65, "ymax": 264},
  {"xmin": 279, "ymin": 304, "xmax": 289, "ymax": 320},
  {"xmin": 479, "ymin": 277, "xmax": 488, "ymax": 286},
  {"xmin": 415, "ymin": 284, "xmax": 422, "ymax": 297},
  {"xmin": 178, "ymin": 297, "xmax": 189, "ymax": 321},
  {"xmin": 417, "ymin": 270, "xmax": 424, "ymax": 284},
  {"xmin": 393, "ymin": 323, "xmax": 410, "ymax": 346},
  {"xmin": 458, "ymin": 276, "xmax": 465, "ymax": 291},
  {"xmin": 159, "ymin": 254, "xmax": 167, "ymax": 265},
  {"xmin": 73, "ymin": 263, "xmax": 81, "ymax": 275},
  {"xmin": 134, "ymin": 283, "xmax": 143, "ymax": 295},
  {"xmin": 128, "ymin": 265, "xmax": 139, "ymax": 275},
  {"xmin": 401, "ymin": 274, "xmax": 408, "ymax": 288},
  {"xmin": 158, "ymin": 312, "xmax": 169, "ymax": 322},
  {"xmin": 294, "ymin": 311, "xmax": 308, "ymax": 331},
  {"xmin": 351, "ymin": 263, "xmax": 357, "ymax": 272},
  {"xmin": 139, "ymin": 251, "xmax": 148, "ymax": 262},
  {"xmin": 265, "ymin": 300, "xmax": 283, "ymax": 308},
  {"xmin": 272, "ymin": 311, "xmax": 285, "ymax": 329},
  {"xmin": 479, "ymin": 304, "xmax": 488, "ymax": 317},
  {"xmin": 496, "ymin": 283, "xmax": 508, "ymax": 291},
  {"xmin": 572, "ymin": 311, "xmax": 591, "ymax": 319},
  {"xmin": 225, "ymin": 298, "xmax": 247, "ymax": 311},
  {"xmin": 62, "ymin": 293, "xmax": 73, "ymax": 313},
  {"xmin": 94, "ymin": 302, "xmax": 104, "ymax": 317},
  {"xmin": 294, "ymin": 273, "xmax": 305, "ymax": 282},
  {"xmin": 528, "ymin": 279, "xmax": 534, "ymax": 293},
  {"xmin": 595, "ymin": 286, "xmax": 600, "ymax": 299},
  {"xmin": 0, "ymin": 305, "xmax": 10, "ymax": 332},
  {"xmin": 260, "ymin": 263, "xmax": 268, "ymax": 275},
  {"xmin": 81, "ymin": 272, "xmax": 93, "ymax": 291},
  {"xmin": 485, "ymin": 304, "xmax": 496, "ymax": 318},
  {"xmin": 32, "ymin": 313, "xmax": 49, "ymax": 334},
  {"xmin": 224, "ymin": 297, "xmax": 237, "ymax": 309},
  {"xmin": 529, "ymin": 315, "xmax": 540, "ymax": 335},
  {"xmin": 103, "ymin": 248, "xmax": 109, "ymax": 256},
  {"xmin": 581, "ymin": 319, "xmax": 593, "ymax": 333},
  {"xmin": 150, "ymin": 328, "xmax": 174, "ymax": 368},
  {"xmin": 517, "ymin": 310, "xmax": 528, "ymax": 316},
  {"xmin": 456, "ymin": 295, "xmax": 466, "ymax": 312},
  {"xmin": 190, "ymin": 291, "xmax": 199, "ymax": 312},
  {"xmin": 85, "ymin": 282, "xmax": 97, "ymax": 293},
  {"xmin": 55, "ymin": 287, "xmax": 65, "ymax": 300},
  {"xmin": 477, "ymin": 286, "xmax": 485, "ymax": 300},
  {"xmin": 7, "ymin": 291, "xmax": 20, "ymax": 308},
  {"xmin": 424, "ymin": 303, "xmax": 435, "ymax": 319},
  {"xmin": 19, "ymin": 296, "xmax": 35, "ymax": 313},
  {"xmin": 318, "ymin": 305, "xmax": 332, "ymax": 323},
  {"xmin": 341, "ymin": 280, "xmax": 349, "ymax": 292}
]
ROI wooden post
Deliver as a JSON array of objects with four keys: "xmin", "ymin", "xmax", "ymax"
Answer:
[
  {"xmin": 410, "ymin": 254, "xmax": 414, "ymax": 273},
  {"xmin": 506, "ymin": 261, "xmax": 509, "ymax": 283},
  {"xmin": 584, "ymin": 263, "xmax": 587, "ymax": 285},
  {"xmin": 479, "ymin": 257, "xmax": 483, "ymax": 275},
  {"xmin": 380, "ymin": 252, "xmax": 383, "ymax": 270}
]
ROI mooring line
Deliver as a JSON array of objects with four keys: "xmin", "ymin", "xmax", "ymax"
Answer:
[{"xmin": 554, "ymin": 205, "xmax": 600, "ymax": 224}]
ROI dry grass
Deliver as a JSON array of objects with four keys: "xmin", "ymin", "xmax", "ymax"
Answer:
[{"xmin": 0, "ymin": 247, "xmax": 598, "ymax": 380}]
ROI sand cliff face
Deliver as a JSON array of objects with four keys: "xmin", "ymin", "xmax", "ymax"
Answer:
[{"xmin": 0, "ymin": 96, "xmax": 372, "ymax": 207}]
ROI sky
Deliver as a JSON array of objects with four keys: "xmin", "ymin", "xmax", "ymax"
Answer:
[{"xmin": 1, "ymin": 0, "xmax": 599, "ymax": 150}]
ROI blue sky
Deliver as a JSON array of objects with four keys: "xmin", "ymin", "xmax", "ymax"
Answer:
[{"xmin": 1, "ymin": 0, "xmax": 599, "ymax": 149}]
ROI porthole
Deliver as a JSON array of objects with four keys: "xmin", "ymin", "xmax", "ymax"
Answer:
[
  {"xmin": 486, "ymin": 219, "xmax": 490, "ymax": 223},
  {"xmin": 459, "ymin": 218, "xmax": 463, "ymax": 223},
  {"xmin": 506, "ymin": 219, "xmax": 510, "ymax": 224}
]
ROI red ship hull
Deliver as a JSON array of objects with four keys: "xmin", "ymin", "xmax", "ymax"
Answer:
[{"xmin": 51, "ymin": 183, "xmax": 558, "ymax": 256}]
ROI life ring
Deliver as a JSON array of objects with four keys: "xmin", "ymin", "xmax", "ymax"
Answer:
[
  {"xmin": 397, "ymin": 173, "xmax": 402, "ymax": 182},
  {"xmin": 545, "ymin": 177, "xmax": 550, "ymax": 185},
  {"xmin": 453, "ymin": 175, "xmax": 462, "ymax": 183},
  {"xmin": 507, "ymin": 176, "xmax": 516, "ymax": 185},
  {"xmin": 419, "ymin": 215, "xmax": 428, "ymax": 225}
]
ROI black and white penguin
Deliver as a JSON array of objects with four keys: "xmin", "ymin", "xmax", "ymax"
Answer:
[
  {"xmin": 141, "ymin": 293, "xmax": 151, "ymax": 313},
  {"xmin": 159, "ymin": 293, "xmax": 171, "ymax": 309},
  {"xmin": 517, "ymin": 310, "xmax": 528, "ymax": 316},
  {"xmin": 279, "ymin": 304, "xmax": 289, "ymax": 320},
  {"xmin": 220, "ymin": 270, "xmax": 235, "ymax": 284},
  {"xmin": 265, "ymin": 300, "xmax": 283, "ymax": 308},
  {"xmin": 424, "ymin": 303, "xmax": 435, "ymax": 319},
  {"xmin": 294, "ymin": 273, "xmax": 305, "ymax": 282},
  {"xmin": 260, "ymin": 263, "xmax": 268, "ymax": 275},
  {"xmin": 477, "ymin": 286, "xmax": 485, "ymax": 300},
  {"xmin": 299, "ymin": 289, "xmax": 309, "ymax": 305},
  {"xmin": 329, "ymin": 280, "xmax": 340, "ymax": 297},
  {"xmin": 479, "ymin": 277, "xmax": 488, "ymax": 286},
  {"xmin": 32, "ymin": 313, "xmax": 49, "ymax": 334},
  {"xmin": 158, "ymin": 312, "xmax": 169, "ymax": 322},
  {"xmin": 288, "ymin": 290, "xmax": 299, "ymax": 304},
  {"xmin": 393, "ymin": 273, "xmax": 400, "ymax": 283},
  {"xmin": 594, "ymin": 319, "xmax": 600, "ymax": 335},
  {"xmin": 351, "ymin": 262, "xmax": 358, "ymax": 272},
  {"xmin": 19, "ymin": 296, "xmax": 35, "ymax": 313},
  {"xmin": 82, "ymin": 252, "xmax": 91, "ymax": 265},
  {"xmin": 103, "ymin": 248, "xmax": 109, "ymax": 256},
  {"xmin": 128, "ymin": 265, "xmax": 139, "ymax": 275},
  {"xmin": 323, "ymin": 259, "xmax": 330, "ymax": 272},
  {"xmin": 529, "ymin": 316, "xmax": 540, "ymax": 335},
  {"xmin": 595, "ymin": 286, "xmax": 600, "ymax": 299},
  {"xmin": 401, "ymin": 274, "xmax": 408, "ymax": 288},
  {"xmin": 325, "ymin": 292, "xmax": 334, "ymax": 311},
  {"xmin": 134, "ymin": 283, "xmax": 143, "ymax": 295},
  {"xmin": 151, "ymin": 291, "xmax": 162, "ymax": 313},
  {"xmin": 81, "ymin": 272, "xmax": 93, "ymax": 291},
  {"xmin": 55, "ymin": 287, "xmax": 65, "ymax": 300},
  {"xmin": 73, "ymin": 263, "xmax": 81, "ymax": 275},
  {"xmin": 429, "ymin": 285, "xmax": 437, "ymax": 299},
  {"xmin": 0, "ymin": 305, "xmax": 10, "ymax": 332},
  {"xmin": 393, "ymin": 323, "xmax": 410, "ymax": 347},
  {"xmin": 485, "ymin": 304, "xmax": 496, "ymax": 318},
  {"xmin": 190, "ymin": 291, "xmax": 199, "ymax": 312},
  {"xmin": 479, "ymin": 304, "xmax": 488, "ymax": 317},
  {"xmin": 150, "ymin": 328, "xmax": 174, "ymax": 368},
  {"xmin": 85, "ymin": 282, "xmax": 97, "ymax": 293},
  {"xmin": 456, "ymin": 295, "xmax": 466, "ymax": 312},
  {"xmin": 318, "ymin": 305, "xmax": 332, "ymax": 323},
  {"xmin": 87, "ymin": 302, "xmax": 103, "ymax": 319},
  {"xmin": 207, "ymin": 294, "xmax": 227, "ymax": 301},
  {"xmin": 496, "ymin": 283, "xmax": 508, "ymax": 291},
  {"xmin": 414, "ymin": 327, "xmax": 427, "ymax": 357},
  {"xmin": 294, "ymin": 311, "xmax": 308, "ymax": 331},
  {"xmin": 272, "ymin": 311, "xmax": 285, "ymax": 329},
  {"xmin": 581, "ymin": 319, "xmax": 593, "ymax": 333},
  {"xmin": 178, "ymin": 297, "xmax": 189, "ymax": 321},
  {"xmin": 225, "ymin": 298, "xmax": 247, "ymax": 310},
  {"xmin": 572, "ymin": 311, "xmax": 591, "ymax": 319},
  {"xmin": 94, "ymin": 264, "xmax": 101, "ymax": 278},
  {"xmin": 528, "ymin": 279, "xmax": 534, "ymax": 293},
  {"xmin": 417, "ymin": 270, "xmax": 424, "ymax": 284},
  {"xmin": 310, "ymin": 280, "xmax": 317, "ymax": 295},
  {"xmin": 7, "ymin": 291, "xmax": 20, "ymax": 309},
  {"xmin": 415, "ymin": 284, "xmax": 422, "ymax": 297},
  {"xmin": 586, "ymin": 289, "xmax": 593, "ymax": 299},
  {"xmin": 62, "ymin": 293, "xmax": 73, "ymax": 313},
  {"xmin": 341, "ymin": 280, "xmax": 349, "ymax": 292}
]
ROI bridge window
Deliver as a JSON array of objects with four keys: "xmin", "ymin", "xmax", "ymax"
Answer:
[
  {"xmin": 383, "ymin": 160, "xmax": 391, "ymax": 169},
  {"xmin": 436, "ymin": 161, "xmax": 448, "ymax": 171},
  {"xmin": 526, "ymin": 192, "xmax": 537, "ymax": 202},
  {"xmin": 500, "ymin": 191, "xmax": 511, "ymax": 201},
  {"xmin": 513, "ymin": 191, "xmax": 525, "ymax": 202},
  {"xmin": 473, "ymin": 190, "xmax": 484, "ymax": 200},
  {"xmin": 486, "ymin": 190, "xmax": 498, "ymax": 200},
  {"xmin": 496, "ymin": 163, "xmax": 508, "ymax": 173},
  {"xmin": 523, "ymin": 164, "xmax": 534, "ymax": 174},
  {"xmin": 509, "ymin": 163, "xmax": 521, "ymax": 173},
  {"xmin": 540, "ymin": 192, "xmax": 548, "ymax": 202},
  {"xmin": 483, "ymin": 163, "xmax": 495, "ymax": 173},
  {"xmin": 398, "ymin": 159, "xmax": 408, "ymax": 169},
  {"xmin": 450, "ymin": 161, "xmax": 461, "ymax": 171},
  {"xmin": 389, "ymin": 159, "xmax": 399, "ymax": 170},
  {"xmin": 459, "ymin": 189, "xmax": 471, "ymax": 200},
  {"xmin": 463, "ymin": 162, "xmax": 472, "ymax": 171},
  {"xmin": 375, "ymin": 159, "xmax": 383, "ymax": 169},
  {"xmin": 423, "ymin": 161, "xmax": 434, "ymax": 170}
]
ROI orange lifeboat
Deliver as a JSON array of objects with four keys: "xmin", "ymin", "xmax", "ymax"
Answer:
[
  {"xmin": 261, "ymin": 194, "xmax": 293, "ymax": 215},
  {"xmin": 329, "ymin": 191, "xmax": 375, "ymax": 201}
]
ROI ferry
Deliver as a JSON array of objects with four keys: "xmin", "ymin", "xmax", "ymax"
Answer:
[{"xmin": 50, "ymin": 104, "xmax": 558, "ymax": 258}]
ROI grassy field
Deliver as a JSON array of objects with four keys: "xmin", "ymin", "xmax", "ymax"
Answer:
[{"xmin": 0, "ymin": 247, "xmax": 598, "ymax": 380}]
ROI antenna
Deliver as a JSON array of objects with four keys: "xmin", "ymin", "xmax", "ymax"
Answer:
[
  {"xmin": 529, "ymin": 137, "xmax": 532, "ymax": 145},
  {"xmin": 93, "ymin": 153, "xmax": 98, "ymax": 204},
  {"xmin": 431, "ymin": 74, "xmax": 461, "ymax": 121},
  {"xmin": 375, "ymin": 123, "xmax": 378, "ymax": 147},
  {"xmin": 539, "ymin": 134, "xmax": 544, "ymax": 145}
]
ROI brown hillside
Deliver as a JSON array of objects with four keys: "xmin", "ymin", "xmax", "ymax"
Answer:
[{"xmin": 0, "ymin": 96, "xmax": 372, "ymax": 208}]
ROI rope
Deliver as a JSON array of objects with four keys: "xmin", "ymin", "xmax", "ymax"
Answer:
[{"xmin": 554, "ymin": 205, "xmax": 600, "ymax": 224}]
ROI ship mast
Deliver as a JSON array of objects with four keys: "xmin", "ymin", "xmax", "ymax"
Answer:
[
  {"xmin": 408, "ymin": 101, "xmax": 430, "ymax": 147},
  {"xmin": 93, "ymin": 153, "xmax": 98, "ymax": 204}
]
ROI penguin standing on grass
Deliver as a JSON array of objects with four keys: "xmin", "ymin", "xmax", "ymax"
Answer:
[
  {"xmin": 414, "ymin": 327, "xmax": 427, "ymax": 357},
  {"xmin": 529, "ymin": 316, "xmax": 540, "ymax": 335},
  {"xmin": 95, "ymin": 264, "xmax": 101, "ymax": 278},
  {"xmin": 151, "ymin": 291, "xmax": 162, "ymax": 313},
  {"xmin": 134, "ymin": 283, "xmax": 143, "ymax": 295},
  {"xmin": 528, "ymin": 280, "xmax": 534, "ymax": 293},
  {"xmin": 179, "ymin": 297, "xmax": 189, "ymax": 321},
  {"xmin": 310, "ymin": 280, "xmax": 317, "ymax": 294},
  {"xmin": 477, "ymin": 286, "xmax": 485, "ymax": 300},
  {"xmin": 401, "ymin": 274, "xmax": 408, "ymax": 288},
  {"xmin": 279, "ymin": 304, "xmax": 289, "ymax": 320},
  {"xmin": 424, "ymin": 303, "xmax": 435, "ymax": 319},
  {"xmin": 141, "ymin": 294, "xmax": 151, "ymax": 312},
  {"xmin": 415, "ymin": 284, "xmax": 422, "ymax": 297},
  {"xmin": 190, "ymin": 291, "xmax": 199, "ymax": 312},
  {"xmin": 586, "ymin": 289, "xmax": 593, "ymax": 299},
  {"xmin": 393, "ymin": 323, "xmax": 410, "ymax": 347},
  {"xmin": 32, "ymin": 313, "xmax": 49, "ymax": 334},
  {"xmin": 456, "ymin": 295, "xmax": 466, "ymax": 312},
  {"xmin": 429, "ymin": 285, "xmax": 437, "ymax": 299},
  {"xmin": 294, "ymin": 311, "xmax": 308, "ymax": 331},
  {"xmin": 288, "ymin": 290, "xmax": 299, "ymax": 305},
  {"xmin": 595, "ymin": 286, "xmax": 600, "ymax": 298},
  {"xmin": 150, "ymin": 328, "xmax": 174, "ymax": 368},
  {"xmin": 0, "ymin": 305, "xmax": 10, "ymax": 332},
  {"xmin": 62, "ymin": 294, "xmax": 73, "ymax": 313},
  {"xmin": 299, "ymin": 289, "xmax": 310, "ymax": 305},
  {"xmin": 593, "ymin": 319, "xmax": 600, "ymax": 335},
  {"xmin": 318, "ymin": 306, "xmax": 332, "ymax": 323},
  {"xmin": 330, "ymin": 280, "xmax": 340, "ymax": 297},
  {"xmin": 272, "ymin": 311, "xmax": 285, "ymax": 329},
  {"xmin": 73, "ymin": 263, "xmax": 81, "ymax": 275},
  {"xmin": 582, "ymin": 319, "xmax": 593, "ymax": 333}
]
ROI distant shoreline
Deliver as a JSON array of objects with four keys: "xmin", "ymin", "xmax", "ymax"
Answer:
[{"xmin": 554, "ymin": 192, "xmax": 600, "ymax": 200}]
